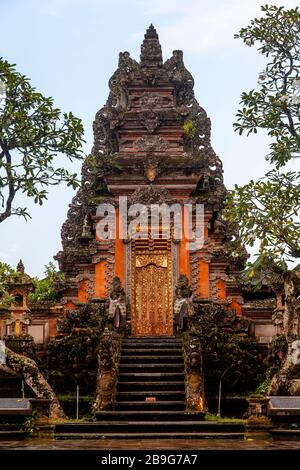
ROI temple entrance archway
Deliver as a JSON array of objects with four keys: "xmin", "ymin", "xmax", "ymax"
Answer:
[{"xmin": 131, "ymin": 239, "xmax": 173, "ymax": 336}]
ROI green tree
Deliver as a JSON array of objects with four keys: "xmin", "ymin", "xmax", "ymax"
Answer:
[
  {"xmin": 29, "ymin": 262, "xmax": 64, "ymax": 302},
  {"xmin": 224, "ymin": 4, "xmax": 300, "ymax": 395},
  {"xmin": 233, "ymin": 4, "xmax": 300, "ymax": 167},
  {"xmin": 0, "ymin": 261, "xmax": 14, "ymax": 307},
  {"xmin": 190, "ymin": 304, "xmax": 265, "ymax": 395},
  {"xmin": 0, "ymin": 59, "xmax": 84, "ymax": 223}
]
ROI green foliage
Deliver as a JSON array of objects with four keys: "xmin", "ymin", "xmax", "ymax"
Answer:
[
  {"xmin": 225, "ymin": 170, "xmax": 300, "ymax": 275},
  {"xmin": 0, "ymin": 260, "xmax": 62, "ymax": 307},
  {"xmin": 251, "ymin": 335, "xmax": 289, "ymax": 396},
  {"xmin": 0, "ymin": 261, "xmax": 14, "ymax": 307},
  {"xmin": 233, "ymin": 5, "xmax": 300, "ymax": 168},
  {"xmin": 57, "ymin": 395, "xmax": 92, "ymax": 419},
  {"xmin": 56, "ymin": 303, "xmax": 106, "ymax": 332},
  {"xmin": 45, "ymin": 304, "xmax": 107, "ymax": 394},
  {"xmin": 29, "ymin": 262, "xmax": 64, "ymax": 303},
  {"xmin": 183, "ymin": 120, "xmax": 196, "ymax": 138},
  {"xmin": 189, "ymin": 305, "xmax": 266, "ymax": 395},
  {"xmin": 0, "ymin": 261, "xmax": 13, "ymax": 279},
  {"xmin": 225, "ymin": 5, "xmax": 300, "ymax": 285},
  {"xmin": 203, "ymin": 331, "xmax": 265, "ymax": 394},
  {"xmin": 205, "ymin": 412, "xmax": 245, "ymax": 423},
  {"xmin": 21, "ymin": 412, "xmax": 37, "ymax": 435},
  {"xmin": 254, "ymin": 379, "xmax": 271, "ymax": 396},
  {"xmin": 266, "ymin": 334, "xmax": 288, "ymax": 376},
  {"xmin": 0, "ymin": 59, "xmax": 85, "ymax": 223},
  {"xmin": 46, "ymin": 333, "xmax": 99, "ymax": 393}
]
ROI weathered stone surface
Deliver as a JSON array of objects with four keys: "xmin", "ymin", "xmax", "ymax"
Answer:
[
  {"xmin": 0, "ymin": 398, "xmax": 31, "ymax": 412},
  {"xmin": 269, "ymin": 396, "xmax": 300, "ymax": 411}
]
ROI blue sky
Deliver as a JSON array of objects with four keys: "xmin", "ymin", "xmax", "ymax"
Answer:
[{"xmin": 0, "ymin": 0, "xmax": 298, "ymax": 277}]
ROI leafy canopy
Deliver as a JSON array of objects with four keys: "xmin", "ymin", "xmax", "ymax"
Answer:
[
  {"xmin": 0, "ymin": 261, "xmax": 63, "ymax": 306},
  {"xmin": 233, "ymin": 4, "xmax": 300, "ymax": 168},
  {"xmin": 0, "ymin": 59, "xmax": 85, "ymax": 223},
  {"xmin": 224, "ymin": 4, "xmax": 300, "ymax": 278},
  {"xmin": 29, "ymin": 262, "xmax": 64, "ymax": 303}
]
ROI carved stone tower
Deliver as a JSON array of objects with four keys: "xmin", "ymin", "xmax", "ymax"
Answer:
[{"xmin": 56, "ymin": 25, "xmax": 244, "ymax": 335}]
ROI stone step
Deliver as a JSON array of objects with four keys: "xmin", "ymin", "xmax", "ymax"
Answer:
[
  {"xmin": 55, "ymin": 432, "xmax": 244, "ymax": 440},
  {"xmin": 124, "ymin": 336, "xmax": 179, "ymax": 340},
  {"xmin": 121, "ymin": 348, "xmax": 182, "ymax": 355},
  {"xmin": 95, "ymin": 411, "xmax": 205, "ymax": 421},
  {"xmin": 0, "ymin": 376, "xmax": 22, "ymax": 384},
  {"xmin": 0, "ymin": 376, "xmax": 34, "ymax": 398},
  {"xmin": 270, "ymin": 429, "xmax": 300, "ymax": 439},
  {"xmin": 118, "ymin": 372, "xmax": 184, "ymax": 382},
  {"xmin": 0, "ymin": 422, "xmax": 28, "ymax": 430},
  {"xmin": 0, "ymin": 430, "xmax": 27, "ymax": 440},
  {"xmin": 119, "ymin": 364, "xmax": 184, "ymax": 373},
  {"xmin": 120, "ymin": 355, "xmax": 184, "ymax": 364},
  {"xmin": 0, "ymin": 390, "xmax": 24, "ymax": 398},
  {"xmin": 116, "ymin": 401, "xmax": 186, "ymax": 411},
  {"xmin": 118, "ymin": 381, "xmax": 185, "ymax": 392},
  {"xmin": 122, "ymin": 342, "xmax": 182, "ymax": 349},
  {"xmin": 117, "ymin": 391, "xmax": 185, "ymax": 402},
  {"xmin": 115, "ymin": 336, "xmax": 185, "ymax": 415},
  {"xmin": 55, "ymin": 421, "xmax": 245, "ymax": 434},
  {"xmin": 123, "ymin": 337, "xmax": 181, "ymax": 342}
]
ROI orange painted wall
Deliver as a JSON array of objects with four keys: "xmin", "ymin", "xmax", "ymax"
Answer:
[
  {"xmin": 230, "ymin": 298, "xmax": 242, "ymax": 316},
  {"xmin": 95, "ymin": 261, "xmax": 107, "ymax": 298},
  {"xmin": 65, "ymin": 301, "xmax": 75, "ymax": 310},
  {"xmin": 49, "ymin": 318, "xmax": 56, "ymax": 339},
  {"xmin": 115, "ymin": 207, "xmax": 125, "ymax": 284},
  {"xmin": 216, "ymin": 279, "xmax": 226, "ymax": 301},
  {"xmin": 198, "ymin": 260, "xmax": 210, "ymax": 298},
  {"xmin": 78, "ymin": 280, "xmax": 89, "ymax": 303},
  {"xmin": 179, "ymin": 209, "xmax": 190, "ymax": 279}
]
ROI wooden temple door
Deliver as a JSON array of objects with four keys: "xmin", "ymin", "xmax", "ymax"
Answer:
[{"xmin": 131, "ymin": 239, "xmax": 173, "ymax": 336}]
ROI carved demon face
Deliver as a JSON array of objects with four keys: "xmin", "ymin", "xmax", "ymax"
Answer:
[
  {"xmin": 144, "ymin": 163, "xmax": 157, "ymax": 182},
  {"xmin": 291, "ymin": 340, "xmax": 300, "ymax": 365}
]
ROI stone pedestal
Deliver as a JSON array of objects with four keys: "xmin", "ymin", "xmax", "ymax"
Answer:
[
  {"xmin": 245, "ymin": 396, "xmax": 273, "ymax": 439},
  {"xmin": 29, "ymin": 398, "xmax": 55, "ymax": 438}
]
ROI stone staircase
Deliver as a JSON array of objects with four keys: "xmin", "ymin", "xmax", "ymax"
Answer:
[
  {"xmin": 0, "ymin": 376, "xmax": 22, "ymax": 398},
  {"xmin": 0, "ymin": 375, "xmax": 33, "ymax": 398},
  {"xmin": 0, "ymin": 374, "xmax": 33, "ymax": 440},
  {"xmin": 116, "ymin": 336, "xmax": 185, "ymax": 413},
  {"xmin": 55, "ymin": 336, "xmax": 245, "ymax": 439}
]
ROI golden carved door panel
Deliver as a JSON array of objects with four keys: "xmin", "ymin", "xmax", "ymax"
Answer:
[{"xmin": 132, "ymin": 243, "xmax": 173, "ymax": 336}]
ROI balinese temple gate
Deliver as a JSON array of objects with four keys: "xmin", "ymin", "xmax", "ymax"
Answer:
[{"xmin": 56, "ymin": 25, "xmax": 244, "ymax": 336}]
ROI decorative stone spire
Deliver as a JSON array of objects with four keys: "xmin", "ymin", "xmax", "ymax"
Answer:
[
  {"xmin": 16, "ymin": 259, "xmax": 25, "ymax": 274},
  {"xmin": 140, "ymin": 24, "xmax": 163, "ymax": 68}
]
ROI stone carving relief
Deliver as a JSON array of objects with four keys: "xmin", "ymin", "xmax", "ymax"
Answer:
[
  {"xmin": 130, "ymin": 185, "xmax": 171, "ymax": 205},
  {"xmin": 174, "ymin": 274, "xmax": 193, "ymax": 332},
  {"xmin": 108, "ymin": 277, "xmax": 127, "ymax": 331},
  {"xmin": 138, "ymin": 93, "xmax": 172, "ymax": 109},
  {"xmin": 136, "ymin": 135, "xmax": 167, "ymax": 152},
  {"xmin": 139, "ymin": 110, "xmax": 160, "ymax": 133}
]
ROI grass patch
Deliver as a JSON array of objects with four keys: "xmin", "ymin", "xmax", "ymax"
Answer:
[{"xmin": 205, "ymin": 412, "xmax": 245, "ymax": 423}]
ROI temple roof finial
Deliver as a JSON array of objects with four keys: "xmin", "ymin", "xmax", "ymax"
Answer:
[
  {"xmin": 16, "ymin": 259, "xmax": 25, "ymax": 274},
  {"xmin": 140, "ymin": 24, "xmax": 163, "ymax": 68}
]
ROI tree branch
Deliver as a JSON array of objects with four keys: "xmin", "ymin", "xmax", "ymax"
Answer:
[{"xmin": 0, "ymin": 146, "xmax": 16, "ymax": 223}]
